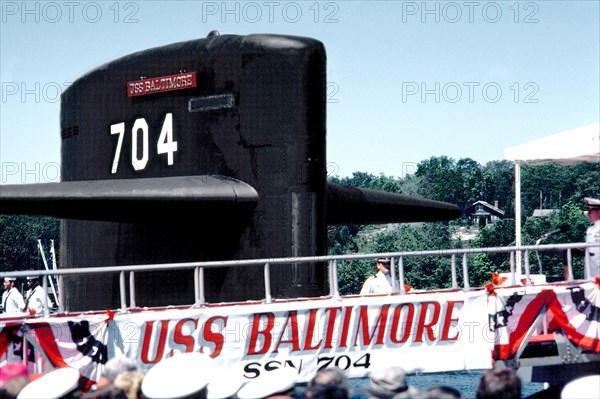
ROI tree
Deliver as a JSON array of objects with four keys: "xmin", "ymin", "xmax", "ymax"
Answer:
[
  {"xmin": 521, "ymin": 202, "xmax": 588, "ymax": 279},
  {"xmin": 0, "ymin": 216, "xmax": 59, "ymax": 273},
  {"xmin": 480, "ymin": 160, "xmax": 514, "ymax": 218},
  {"xmin": 468, "ymin": 220, "xmax": 515, "ymax": 286},
  {"xmin": 414, "ymin": 156, "xmax": 460, "ymax": 204},
  {"xmin": 330, "ymin": 157, "xmax": 597, "ymax": 291},
  {"xmin": 414, "ymin": 156, "xmax": 487, "ymax": 212}
]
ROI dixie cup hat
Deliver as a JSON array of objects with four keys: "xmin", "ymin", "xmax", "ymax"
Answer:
[
  {"xmin": 141, "ymin": 352, "xmax": 214, "ymax": 399},
  {"xmin": 17, "ymin": 367, "xmax": 80, "ymax": 399}
]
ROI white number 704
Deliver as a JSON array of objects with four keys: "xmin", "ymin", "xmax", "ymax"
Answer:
[{"xmin": 110, "ymin": 113, "xmax": 177, "ymax": 174}]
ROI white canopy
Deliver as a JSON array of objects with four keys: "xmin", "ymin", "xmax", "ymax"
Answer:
[
  {"xmin": 504, "ymin": 123, "xmax": 600, "ymax": 164},
  {"xmin": 504, "ymin": 123, "xmax": 600, "ymax": 275}
]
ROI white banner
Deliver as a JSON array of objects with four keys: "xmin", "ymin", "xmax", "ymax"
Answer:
[
  {"xmin": 2, "ymin": 290, "xmax": 492, "ymax": 385},
  {"xmin": 111, "ymin": 291, "xmax": 491, "ymax": 382}
]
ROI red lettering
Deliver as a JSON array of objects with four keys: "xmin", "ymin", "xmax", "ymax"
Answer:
[
  {"xmin": 415, "ymin": 302, "xmax": 441, "ymax": 342},
  {"xmin": 173, "ymin": 318, "xmax": 197, "ymax": 353},
  {"xmin": 274, "ymin": 311, "xmax": 300, "ymax": 352},
  {"xmin": 390, "ymin": 303, "xmax": 415, "ymax": 344},
  {"xmin": 246, "ymin": 313, "xmax": 274, "ymax": 355},
  {"xmin": 339, "ymin": 307, "xmax": 353, "ymax": 348},
  {"xmin": 441, "ymin": 301, "xmax": 463, "ymax": 341},
  {"xmin": 354, "ymin": 305, "xmax": 390, "ymax": 346},
  {"xmin": 323, "ymin": 307, "xmax": 341, "ymax": 349},
  {"xmin": 140, "ymin": 320, "xmax": 169, "ymax": 364},
  {"xmin": 203, "ymin": 316, "xmax": 227, "ymax": 358},
  {"xmin": 303, "ymin": 308, "xmax": 322, "ymax": 350}
]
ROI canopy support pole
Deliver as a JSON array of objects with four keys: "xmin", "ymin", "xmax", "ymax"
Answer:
[{"xmin": 515, "ymin": 160, "xmax": 522, "ymax": 274}]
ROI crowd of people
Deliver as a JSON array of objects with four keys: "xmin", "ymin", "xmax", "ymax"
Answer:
[{"xmin": 3, "ymin": 352, "xmax": 595, "ymax": 399}]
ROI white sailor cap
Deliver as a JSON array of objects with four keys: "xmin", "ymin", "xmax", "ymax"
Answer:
[
  {"xmin": 141, "ymin": 352, "xmax": 214, "ymax": 399},
  {"xmin": 584, "ymin": 197, "xmax": 600, "ymax": 210},
  {"xmin": 236, "ymin": 368, "xmax": 298, "ymax": 399},
  {"xmin": 4, "ymin": 276, "xmax": 17, "ymax": 281},
  {"xmin": 561, "ymin": 374, "xmax": 600, "ymax": 399},
  {"xmin": 206, "ymin": 368, "xmax": 243, "ymax": 399},
  {"xmin": 17, "ymin": 367, "xmax": 80, "ymax": 399}
]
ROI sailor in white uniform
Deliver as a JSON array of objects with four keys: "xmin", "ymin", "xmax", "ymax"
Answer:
[
  {"xmin": 360, "ymin": 258, "xmax": 399, "ymax": 295},
  {"xmin": 584, "ymin": 197, "xmax": 600, "ymax": 278},
  {"xmin": 1, "ymin": 277, "xmax": 25, "ymax": 315},
  {"xmin": 23, "ymin": 276, "xmax": 53, "ymax": 315}
]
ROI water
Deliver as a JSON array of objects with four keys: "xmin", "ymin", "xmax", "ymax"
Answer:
[{"xmin": 346, "ymin": 371, "xmax": 546, "ymax": 398}]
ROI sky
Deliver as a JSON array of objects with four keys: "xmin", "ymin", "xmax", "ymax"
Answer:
[{"xmin": 1, "ymin": 0, "xmax": 599, "ymax": 184}]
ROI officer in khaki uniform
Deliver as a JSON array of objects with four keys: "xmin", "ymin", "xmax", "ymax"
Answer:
[
  {"xmin": 360, "ymin": 258, "xmax": 399, "ymax": 295},
  {"xmin": 584, "ymin": 197, "xmax": 600, "ymax": 278}
]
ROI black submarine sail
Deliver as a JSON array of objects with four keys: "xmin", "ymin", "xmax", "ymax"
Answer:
[{"xmin": 0, "ymin": 33, "xmax": 460, "ymax": 311}]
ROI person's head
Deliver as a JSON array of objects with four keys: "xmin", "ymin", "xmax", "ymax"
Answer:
[
  {"xmin": 96, "ymin": 356, "xmax": 138, "ymax": 390},
  {"xmin": 0, "ymin": 376, "xmax": 31, "ymax": 399},
  {"xmin": 412, "ymin": 386, "xmax": 460, "ymax": 399},
  {"xmin": 3, "ymin": 277, "xmax": 16, "ymax": 290},
  {"xmin": 306, "ymin": 368, "xmax": 348, "ymax": 399},
  {"xmin": 25, "ymin": 276, "xmax": 39, "ymax": 288},
  {"xmin": 376, "ymin": 258, "xmax": 392, "ymax": 275},
  {"xmin": 85, "ymin": 386, "xmax": 129, "ymax": 399},
  {"xmin": 305, "ymin": 384, "xmax": 349, "ymax": 399},
  {"xmin": 311, "ymin": 367, "xmax": 347, "ymax": 387},
  {"xmin": 16, "ymin": 367, "xmax": 80, "ymax": 399},
  {"xmin": 112, "ymin": 371, "xmax": 145, "ymax": 399},
  {"xmin": 141, "ymin": 352, "xmax": 212, "ymax": 399},
  {"xmin": 584, "ymin": 198, "xmax": 600, "ymax": 223},
  {"xmin": 476, "ymin": 367, "xmax": 521, "ymax": 399},
  {"xmin": 368, "ymin": 367, "xmax": 416, "ymax": 399}
]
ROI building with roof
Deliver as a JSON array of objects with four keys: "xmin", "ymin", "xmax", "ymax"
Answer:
[{"xmin": 465, "ymin": 200, "xmax": 505, "ymax": 226}]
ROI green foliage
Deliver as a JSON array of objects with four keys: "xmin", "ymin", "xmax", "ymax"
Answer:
[
  {"xmin": 519, "ymin": 162, "xmax": 599, "ymax": 219},
  {"xmin": 331, "ymin": 172, "xmax": 403, "ymax": 193},
  {"xmin": 328, "ymin": 225, "xmax": 360, "ymax": 255},
  {"xmin": 521, "ymin": 203, "xmax": 589, "ymax": 279},
  {"xmin": 329, "ymin": 158, "xmax": 597, "ymax": 292},
  {"xmin": 0, "ymin": 215, "xmax": 59, "ymax": 273},
  {"xmin": 480, "ymin": 160, "xmax": 514, "ymax": 218},
  {"xmin": 337, "ymin": 258, "xmax": 373, "ymax": 295}
]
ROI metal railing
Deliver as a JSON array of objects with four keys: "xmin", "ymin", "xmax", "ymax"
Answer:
[{"xmin": 1, "ymin": 242, "xmax": 598, "ymax": 318}]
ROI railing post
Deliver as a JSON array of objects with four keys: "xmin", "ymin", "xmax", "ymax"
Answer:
[
  {"xmin": 329, "ymin": 260, "xmax": 340, "ymax": 298},
  {"xmin": 510, "ymin": 252, "xmax": 516, "ymax": 286},
  {"xmin": 42, "ymin": 274, "xmax": 49, "ymax": 318},
  {"xmin": 398, "ymin": 256, "xmax": 405, "ymax": 294},
  {"xmin": 524, "ymin": 250, "xmax": 531, "ymax": 286},
  {"xmin": 194, "ymin": 267, "xmax": 199, "ymax": 305},
  {"xmin": 264, "ymin": 263, "xmax": 272, "ymax": 304},
  {"xmin": 119, "ymin": 271, "xmax": 127, "ymax": 310},
  {"xmin": 390, "ymin": 258, "xmax": 397, "ymax": 294},
  {"xmin": 58, "ymin": 275, "xmax": 65, "ymax": 313},
  {"xmin": 584, "ymin": 248, "xmax": 591, "ymax": 280},
  {"xmin": 451, "ymin": 254, "xmax": 457, "ymax": 289},
  {"xmin": 566, "ymin": 248, "xmax": 574, "ymax": 281},
  {"xmin": 129, "ymin": 272, "xmax": 136, "ymax": 308},
  {"xmin": 198, "ymin": 267, "xmax": 205, "ymax": 306},
  {"xmin": 462, "ymin": 253, "xmax": 470, "ymax": 289}
]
